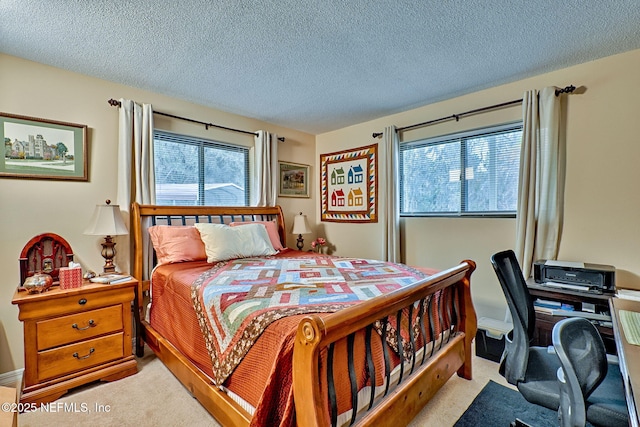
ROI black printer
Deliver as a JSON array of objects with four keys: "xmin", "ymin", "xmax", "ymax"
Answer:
[{"xmin": 533, "ymin": 259, "xmax": 615, "ymax": 294}]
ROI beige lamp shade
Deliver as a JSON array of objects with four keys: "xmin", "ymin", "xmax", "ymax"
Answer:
[
  {"xmin": 84, "ymin": 200, "xmax": 128, "ymax": 236},
  {"xmin": 291, "ymin": 213, "xmax": 311, "ymax": 235}
]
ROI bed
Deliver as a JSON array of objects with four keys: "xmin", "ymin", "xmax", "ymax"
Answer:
[{"xmin": 131, "ymin": 203, "xmax": 477, "ymax": 427}]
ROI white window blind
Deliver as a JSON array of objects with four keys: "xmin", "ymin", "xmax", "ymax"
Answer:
[
  {"xmin": 399, "ymin": 123, "xmax": 522, "ymax": 216},
  {"xmin": 154, "ymin": 130, "xmax": 250, "ymax": 206}
]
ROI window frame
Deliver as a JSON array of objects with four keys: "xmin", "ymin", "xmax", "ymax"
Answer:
[
  {"xmin": 399, "ymin": 121, "xmax": 523, "ymax": 218},
  {"xmin": 153, "ymin": 130, "xmax": 251, "ymax": 206}
]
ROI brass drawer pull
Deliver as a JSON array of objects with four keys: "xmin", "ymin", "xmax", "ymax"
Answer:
[
  {"xmin": 72, "ymin": 319, "xmax": 95, "ymax": 330},
  {"xmin": 73, "ymin": 348, "xmax": 95, "ymax": 360}
]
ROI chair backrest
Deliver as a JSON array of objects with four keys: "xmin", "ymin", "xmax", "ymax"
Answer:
[
  {"xmin": 490, "ymin": 249, "xmax": 536, "ymax": 385},
  {"xmin": 552, "ymin": 317, "xmax": 608, "ymax": 427}
]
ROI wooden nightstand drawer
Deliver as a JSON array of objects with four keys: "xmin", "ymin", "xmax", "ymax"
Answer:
[
  {"xmin": 36, "ymin": 305, "xmax": 123, "ymax": 350},
  {"xmin": 37, "ymin": 332, "xmax": 124, "ymax": 382},
  {"xmin": 17, "ymin": 287, "xmax": 131, "ymax": 321}
]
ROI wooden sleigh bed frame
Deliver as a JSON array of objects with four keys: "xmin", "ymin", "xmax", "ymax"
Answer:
[{"xmin": 131, "ymin": 203, "xmax": 477, "ymax": 427}]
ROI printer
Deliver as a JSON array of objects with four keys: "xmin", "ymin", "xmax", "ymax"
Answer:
[{"xmin": 533, "ymin": 259, "xmax": 615, "ymax": 294}]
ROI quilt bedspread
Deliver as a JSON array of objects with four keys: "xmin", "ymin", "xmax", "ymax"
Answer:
[{"xmin": 191, "ymin": 256, "xmax": 431, "ymax": 385}]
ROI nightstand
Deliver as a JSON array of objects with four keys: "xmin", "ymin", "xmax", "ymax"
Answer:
[{"xmin": 11, "ymin": 280, "xmax": 138, "ymax": 405}]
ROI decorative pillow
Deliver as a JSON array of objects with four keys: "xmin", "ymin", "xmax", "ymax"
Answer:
[
  {"xmin": 229, "ymin": 221, "xmax": 285, "ymax": 251},
  {"xmin": 194, "ymin": 222, "xmax": 277, "ymax": 263},
  {"xmin": 148, "ymin": 225, "xmax": 207, "ymax": 265}
]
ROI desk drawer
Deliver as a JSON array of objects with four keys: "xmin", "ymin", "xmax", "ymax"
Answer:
[
  {"xmin": 36, "ymin": 305, "xmax": 123, "ymax": 350},
  {"xmin": 37, "ymin": 333, "xmax": 124, "ymax": 382}
]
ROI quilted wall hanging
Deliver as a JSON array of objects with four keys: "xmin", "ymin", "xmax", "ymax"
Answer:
[{"xmin": 320, "ymin": 143, "xmax": 377, "ymax": 222}]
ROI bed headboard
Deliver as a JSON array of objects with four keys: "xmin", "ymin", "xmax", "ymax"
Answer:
[{"xmin": 131, "ymin": 203, "xmax": 286, "ymax": 288}]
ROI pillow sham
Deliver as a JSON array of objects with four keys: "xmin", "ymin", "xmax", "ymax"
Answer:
[
  {"xmin": 148, "ymin": 225, "xmax": 207, "ymax": 265},
  {"xmin": 229, "ymin": 220, "xmax": 285, "ymax": 251},
  {"xmin": 194, "ymin": 222, "xmax": 277, "ymax": 263}
]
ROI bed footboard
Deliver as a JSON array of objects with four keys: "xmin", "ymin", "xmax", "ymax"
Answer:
[{"xmin": 293, "ymin": 260, "xmax": 476, "ymax": 427}]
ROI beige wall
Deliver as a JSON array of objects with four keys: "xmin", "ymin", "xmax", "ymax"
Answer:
[
  {"xmin": 316, "ymin": 49, "xmax": 640, "ymax": 319},
  {"xmin": 0, "ymin": 53, "xmax": 315, "ymax": 374}
]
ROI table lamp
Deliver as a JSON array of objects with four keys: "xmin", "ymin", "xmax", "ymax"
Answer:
[
  {"xmin": 84, "ymin": 200, "xmax": 128, "ymax": 274},
  {"xmin": 291, "ymin": 212, "xmax": 311, "ymax": 251}
]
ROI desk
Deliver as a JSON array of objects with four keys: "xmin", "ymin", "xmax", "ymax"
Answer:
[
  {"xmin": 527, "ymin": 280, "xmax": 615, "ymax": 353},
  {"xmin": 610, "ymin": 297, "xmax": 640, "ymax": 427}
]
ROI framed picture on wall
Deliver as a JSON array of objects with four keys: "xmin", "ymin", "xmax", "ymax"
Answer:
[
  {"xmin": 320, "ymin": 143, "xmax": 377, "ymax": 223},
  {"xmin": 0, "ymin": 112, "xmax": 88, "ymax": 181},
  {"xmin": 278, "ymin": 161, "xmax": 310, "ymax": 198}
]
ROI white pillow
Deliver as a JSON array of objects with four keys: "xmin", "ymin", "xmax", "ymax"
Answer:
[{"xmin": 194, "ymin": 222, "xmax": 276, "ymax": 263}]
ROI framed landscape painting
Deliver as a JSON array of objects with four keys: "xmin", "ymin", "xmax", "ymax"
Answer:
[
  {"xmin": 320, "ymin": 143, "xmax": 377, "ymax": 222},
  {"xmin": 1, "ymin": 112, "xmax": 88, "ymax": 181},
  {"xmin": 278, "ymin": 161, "xmax": 310, "ymax": 198}
]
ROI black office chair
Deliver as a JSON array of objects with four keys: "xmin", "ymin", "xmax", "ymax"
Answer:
[
  {"xmin": 552, "ymin": 317, "xmax": 629, "ymax": 427},
  {"xmin": 490, "ymin": 250, "xmax": 562, "ymax": 414}
]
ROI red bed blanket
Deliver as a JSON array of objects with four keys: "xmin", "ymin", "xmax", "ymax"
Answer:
[{"xmin": 191, "ymin": 255, "xmax": 432, "ymax": 385}]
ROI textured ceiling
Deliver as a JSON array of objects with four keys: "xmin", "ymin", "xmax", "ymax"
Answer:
[{"xmin": 1, "ymin": 1, "xmax": 640, "ymax": 135}]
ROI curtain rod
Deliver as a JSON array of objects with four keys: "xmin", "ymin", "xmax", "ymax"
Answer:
[
  {"xmin": 372, "ymin": 85, "xmax": 576, "ymax": 138},
  {"xmin": 107, "ymin": 99, "xmax": 285, "ymax": 142}
]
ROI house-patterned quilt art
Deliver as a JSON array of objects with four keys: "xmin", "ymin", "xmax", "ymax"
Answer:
[
  {"xmin": 191, "ymin": 256, "xmax": 432, "ymax": 385},
  {"xmin": 320, "ymin": 143, "xmax": 377, "ymax": 222}
]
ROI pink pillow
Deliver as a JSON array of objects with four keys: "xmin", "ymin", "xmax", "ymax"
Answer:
[
  {"xmin": 148, "ymin": 225, "xmax": 207, "ymax": 265},
  {"xmin": 230, "ymin": 221, "xmax": 285, "ymax": 251}
]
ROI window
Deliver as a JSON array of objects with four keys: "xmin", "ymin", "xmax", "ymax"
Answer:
[
  {"xmin": 154, "ymin": 131, "xmax": 250, "ymax": 206},
  {"xmin": 399, "ymin": 123, "xmax": 522, "ymax": 216}
]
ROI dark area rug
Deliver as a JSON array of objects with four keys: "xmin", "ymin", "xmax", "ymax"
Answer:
[{"xmin": 454, "ymin": 380, "xmax": 560, "ymax": 427}]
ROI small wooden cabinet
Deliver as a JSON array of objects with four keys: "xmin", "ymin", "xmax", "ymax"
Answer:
[
  {"xmin": 12, "ymin": 280, "xmax": 138, "ymax": 405},
  {"xmin": 527, "ymin": 280, "xmax": 616, "ymax": 354}
]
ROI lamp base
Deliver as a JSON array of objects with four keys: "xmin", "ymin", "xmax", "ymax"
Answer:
[
  {"xmin": 102, "ymin": 265, "xmax": 116, "ymax": 274},
  {"xmin": 296, "ymin": 234, "xmax": 304, "ymax": 251},
  {"xmin": 100, "ymin": 235, "xmax": 117, "ymax": 274}
]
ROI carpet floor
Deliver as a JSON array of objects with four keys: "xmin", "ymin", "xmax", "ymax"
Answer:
[
  {"xmin": 454, "ymin": 380, "xmax": 559, "ymax": 427},
  {"xmin": 19, "ymin": 347, "xmax": 513, "ymax": 426}
]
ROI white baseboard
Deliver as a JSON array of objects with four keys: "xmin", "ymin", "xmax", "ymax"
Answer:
[{"xmin": 0, "ymin": 369, "xmax": 23, "ymax": 388}]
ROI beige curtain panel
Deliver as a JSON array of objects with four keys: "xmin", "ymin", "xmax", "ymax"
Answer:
[{"xmin": 515, "ymin": 87, "xmax": 565, "ymax": 279}]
